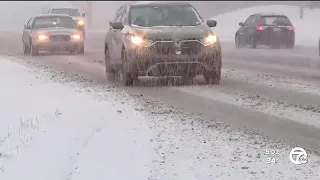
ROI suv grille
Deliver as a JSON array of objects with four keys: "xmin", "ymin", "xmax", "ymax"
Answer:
[
  {"xmin": 50, "ymin": 35, "xmax": 70, "ymax": 41},
  {"xmin": 149, "ymin": 39, "xmax": 203, "ymax": 55},
  {"xmin": 150, "ymin": 42, "xmax": 175, "ymax": 55},
  {"xmin": 180, "ymin": 41, "xmax": 202, "ymax": 55}
]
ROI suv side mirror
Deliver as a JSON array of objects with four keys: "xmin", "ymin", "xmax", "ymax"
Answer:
[
  {"xmin": 111, "ymin": 22, "xmax": 124, "ymax": 30},
  {"xmin": 82, "ymin": 13, "xmax": 86, "ymax": 17},
  {"xmin": 239, "ymin": 22, "xmax": 244, "ymax": 26},
  {"xmin": 206, "ymin": 20, "xmax": 217, "ymax": 28},
  {"xmin": 24, "ymin": 25, "xmax": 30, "ymax": 29}
]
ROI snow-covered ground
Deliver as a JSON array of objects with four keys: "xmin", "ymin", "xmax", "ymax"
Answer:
[
  {"xmin": 0, "ymin": 58, "xmax": 156, "ymax": 179},
  {"xmin": 1, "ymin": 56, "xmax": 320, "ymax": 180},
  {"xmin": 212, "ymin": 5, "xmax": 320, "ymax": 47}
]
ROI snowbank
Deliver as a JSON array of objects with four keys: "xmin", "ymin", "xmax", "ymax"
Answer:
[
  {"xmin": 0, "ymin": 58, "xmax": 155, "ymax": 180},
  {"xmin": 212, "ymin": 5, "xmax": 320, "ymax": 46}
]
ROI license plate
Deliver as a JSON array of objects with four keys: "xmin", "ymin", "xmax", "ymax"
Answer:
[
  {"xmin": 273, "ymin": 28, "xmax": 281, "ymax": 32},
  {"xmin": 175, "ymin": 50, "xmax": 181, "ymax": 55}
]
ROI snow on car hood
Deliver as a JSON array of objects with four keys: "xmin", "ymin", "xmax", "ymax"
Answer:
[{"xmin": 129, "ymin": 24, "xmax": 213, "ymax": 40}]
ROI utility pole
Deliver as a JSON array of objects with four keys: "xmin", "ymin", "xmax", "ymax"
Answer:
[
  {"xmin": 87, "ymin": 1, "xmax": 93, "ymax": 29},
  {"xmin": 69, "ymin": 1, "xmax": 78, "ymax": 8},
  {"xmin": 299, "ymin": 5, "xmax": 304, "ymax": 19}
]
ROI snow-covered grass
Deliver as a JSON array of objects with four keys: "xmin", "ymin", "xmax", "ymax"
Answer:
[
  {"xmin": 0, "ymin": 59, "xmax": 155, "ymax": 180},
  {"xmin": 212, "ymin": 5, "xmax": 320, "ymax": 46}
]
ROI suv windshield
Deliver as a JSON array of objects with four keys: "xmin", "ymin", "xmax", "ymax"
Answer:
[
  {"xmin": 261, "ymin": 16, "xmax": 292, "ymax": 26},
  {"xmin": 32, "ymin": 16, "xmax": 76, "ymax": 29},
  {"xmin": 51, "ymin": 8, "xmax": 81, "ymax": 17},
  {"xmin": 130, "ymin": 5, "xmax": 203, "ymax": 27}
]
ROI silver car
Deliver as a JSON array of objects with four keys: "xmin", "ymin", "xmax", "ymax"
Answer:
[{"xmin": 22, "ymin": 14, "xmax": 85, "ymax": 56}]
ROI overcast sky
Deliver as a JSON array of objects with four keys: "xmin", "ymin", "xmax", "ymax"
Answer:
[{"xmin": 0, "ymin": 1, "xmax": 306, "ymax": 30}]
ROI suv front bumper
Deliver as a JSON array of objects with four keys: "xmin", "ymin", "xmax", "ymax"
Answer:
[{"xmin": 126, "ymin": 43, "xmax": 221, "ymax": 76}]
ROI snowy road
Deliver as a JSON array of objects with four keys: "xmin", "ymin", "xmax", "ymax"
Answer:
[{"xmin": 1, "ymin": 30, "xmax": 320, "ymax": 179}]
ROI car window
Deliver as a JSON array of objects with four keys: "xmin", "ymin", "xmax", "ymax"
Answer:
[
  {"xmin": 244, "ymin": 16, "xmax": 255, "ymax": 25},
  {"xmin": 120, "ymin": 6, "xmax": 129, "ymax": 24},
  {"xmin": 251, "ymin": 16, "xmax": 261, "ymax": 25},
  {"xmin": 260, "ymin": 16, "xmax": 292, "ymax": 26},
  {"xmin": 26, "ymin": 18, "xmax": 33, "ymax": 26},
  {"xmin": 51, "ymin": 8, "xmax": 81, "ymax": 17},
  {"xmin": 114, "ymin": 6, "xmax": 125, "ymax": 22},
  {"xmin": 129, "ymin": 5, "xmax": 203, "ymax": 27},
  {"xmin": 32, "ymin": 16, "xmax": 76, "ymax": 29}
]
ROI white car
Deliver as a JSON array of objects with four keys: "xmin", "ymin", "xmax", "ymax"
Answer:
[{"xmin": 47, "ymin": 8, "xmax": 86, "ymax": 38}]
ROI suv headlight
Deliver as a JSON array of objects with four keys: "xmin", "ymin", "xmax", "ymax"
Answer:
[
  {"xmin": 130, "ymin": 35, "xmax": 152, "ymax": 47},
  {"xmin": 71, "ymin": 33, "xmax": 82, "ymax": 40},
  {"xmin": 131, "ymin": 36, "xmax": 143, "ymax": 45},
  {"xmin": 201, "ymin": 35, "xmax": 217, "ymax": 46},
  {"xmin": 77, "ymin": 20, "xmax": 85, "ymax": 26}
]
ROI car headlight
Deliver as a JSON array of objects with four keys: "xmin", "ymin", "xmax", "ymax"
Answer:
[
  {"xmin": 202, "ymin": 35, "xmax": 217, "ymax": 46},
  {"xmin": 35, "ymin": 34, "xmax": 48, "ymax": 41},
  {"xmin": 130, "ymin": 35, "xmax": 152, "ymax": 47},
  {"xmin": 71, "ymin": 34, "xmax": 81, "ymax": 40},
  {"xmin": 71, "ymin": 33, "xmax": 82, "ymax": 40},
  {"xmin": 77, "ymin": 20, "xmax": 85, "ymax": 26},
  {"xmin": 131, "ymin": 36, "xmax": 143, "ymax": 45},
  {"xmin": 38, "ymin": 34, "xmax": 48, "ymax": 40}
]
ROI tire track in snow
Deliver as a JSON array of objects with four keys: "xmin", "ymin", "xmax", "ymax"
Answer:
[
  {"xmin": 175, "ymin": 85, "xmax": 320, "ymax": 128},
  {"xmin": 224, "ymin": 59, "xmax": 320, "ymax": 82},
  {"xmin": 173, "ymin": 65, "xmax": 320, "ymax": 128},
  {"xmin": 223, "ymin": 68, "xmax": 320, "ymax": 96}
]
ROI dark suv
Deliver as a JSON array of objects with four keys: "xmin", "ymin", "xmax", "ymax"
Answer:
[
  {"xmin": 104, "ymin": 2, "xmax": 222, "ymax": 86},
  {"xmin": 235, "ymin": 13, "xmax": 295, "ymax": 49}
]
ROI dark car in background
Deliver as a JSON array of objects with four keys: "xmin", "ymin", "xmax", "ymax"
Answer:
[
  {"xmin": 22, "ymin": 14, "xmax": 85, "ymax": 56},
  {"xmin": 104, "ymin": 2, "xmax": 222, "ymax": 86},
  {"xmin": 235, "ymin": 13, "xmax": 295, "ymax": 49}
]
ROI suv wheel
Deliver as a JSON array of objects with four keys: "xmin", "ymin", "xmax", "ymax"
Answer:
[
  {"xmin": 286, "ymin": 44, "xmax": 294, "ymax": 49},
  {"xmin": 250, "ymin": 37, "xmax": 257, "ymax": 49},
  {"xmin": 105, "ymin": 46, "xmax": 115, "ymax": 81},
  {"xmin": 30, "ymin": 42, "xmax": 39, "ymax": 56},
  {"xmin": 23, "ymin": 43, "xmax": 30, "ymax": 55},
  {"xmin": 82, "ymin": 30, "xmax": 85, "ymax": 39},
  {"xmin": 286, "ymin": 40, "xmax": 294, "ymax": 49},
  {"xmin": 235, "ymin": 35, "xmax": 243, "ymax": 48},
  {"xmin": 117, "ymin": 50, "xmax": 138, "ymax": 86},
  {"xmin": 78, "ymin": 43, "xmax": 84, "ymax": 54},
  {"xmin": 203, "ymin": 51, "xmax": 222, "ymax": 85}
]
